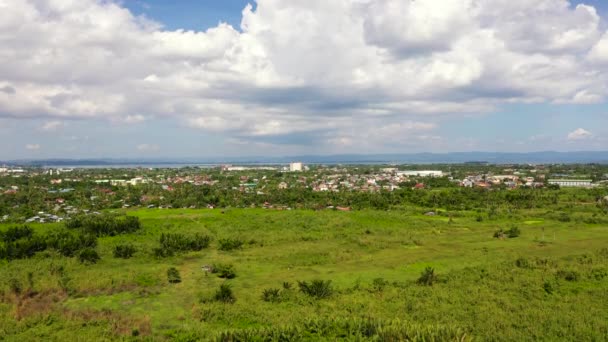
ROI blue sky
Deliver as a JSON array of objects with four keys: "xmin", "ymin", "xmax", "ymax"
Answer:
[{"xmin": 1, "ymin": 0, "xmax": 608, "ymax": 159}]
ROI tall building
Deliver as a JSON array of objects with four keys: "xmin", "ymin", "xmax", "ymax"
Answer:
[{"xmin": 289, "ymin": 162, "xmax": 303, "ymax": 172}]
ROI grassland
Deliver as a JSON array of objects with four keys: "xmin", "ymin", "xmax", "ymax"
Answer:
[{"xmin": 1, "ymin": 207, "xmax": 607, "ymax": 341}]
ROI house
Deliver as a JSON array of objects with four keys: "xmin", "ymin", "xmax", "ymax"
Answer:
[{"xmin": 278, "ymin": 182, "xmax": 288, "ymax": 189}]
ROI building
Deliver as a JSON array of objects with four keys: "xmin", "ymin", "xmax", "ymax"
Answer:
[
  {"xmin": 548, "ymin": 179, "xmax": 594, "ymax": 188},
  {"xmin": 396, "ymin": 170, "xmax": 444, "ymax": 177},
  {"xmin": 289, "ymin": 162, "xmax": 303, "ymax": 172}
]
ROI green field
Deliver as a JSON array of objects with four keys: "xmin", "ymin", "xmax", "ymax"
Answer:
[{"xmin": 1, "ymin": 208, "xmax": 608, "ymax": 341}]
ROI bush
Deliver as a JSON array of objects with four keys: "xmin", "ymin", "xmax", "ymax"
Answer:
[
  {"xmin": 417, "ymin": 267, "xmax": 438, "ymax": 286},
  {"xmin": 78, "ymin": 248, "xmax": 100, "ymax": 264},
  {"xmin": 167, "ymin": 267, "xmax": 181, "ymax": 283},
  {"xmin": 506, "ymin": 226, "xmax": 521, "ymax": 238},
  {"xmin": 211, "ymin": 263, "xmax": 236, "ymax": 279},
  {"xmin": 113, "ymin": 243, "xmax": 136, "ymax": 259},
  {"xmin": 556, "ymin": 269, "xmax": 579, "ymax": 282},
  {"xmin": 1, "ymin": 225, "xmax": 34, "ymax": 243},
  {"xmin": 66, "ymin": 214, "xmax": 140, "ymax": 237},
  {"xmin": 153, "ymin": 247, "xmax": 174, "ymax": 258},
  {"xmin": 282, "ymin": 282, "xmax": 292, "ymax": 290},
  {"xmin": 214, "ymin": 283, "xmax": 235, "ymax": 303},
  {"xmin": 218, "ymin": 238, "xmax": 244, "ymax": 251},
  {"xmin": 156, "ymin": 233, "xmax": 212, "ymax": 257},
  {"xmin": 8, "ymin": 278, "xmax": 22, "ymax": 295},
  {"xmin": 372, "ymin": 277, "xmax": 389, "ymax": 292},
  {"xmin": 298, "ymin": 280, "xmax": 333, "ymax": 299},
  {"xmin": 261, "ymin": 288, "xmax": 281, "ymax": 302},
  {"xmin": 515, "ymin": 257, "xmax": 531, "ymax": 269},
  {"xmin": 493, "ymin": 229, "xmax": 505, "ymax": 239}
]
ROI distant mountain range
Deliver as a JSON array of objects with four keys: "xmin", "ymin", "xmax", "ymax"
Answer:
[{"xmin": 3, "ymin": 151, "xmax": 608, "ymax": 166}]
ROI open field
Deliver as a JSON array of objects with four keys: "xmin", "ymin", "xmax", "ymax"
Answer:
[{"xmin": 1, "ymin": 207, "xmax": 608, "ymax": 341}]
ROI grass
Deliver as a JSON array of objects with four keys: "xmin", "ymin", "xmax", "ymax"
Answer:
[{"xmin": 1, "ymin": 207, "xmax": 608, "ymax": 340}]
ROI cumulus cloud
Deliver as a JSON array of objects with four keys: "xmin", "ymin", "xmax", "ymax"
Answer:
[
  {"xmin": 0, "ymin": 0, "xmax": 607, "ymax": 150},
  {"xmin": 567, "ymin": 128, "xmax": 594, "ymax": 141},
  {"xmin": 25, "ymin": 144, "xmax": 41, "ymax": 150}
]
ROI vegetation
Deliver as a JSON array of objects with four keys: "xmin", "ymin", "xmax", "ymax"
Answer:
[
  {"xmin": 167, "ymin": 267, "xmax": 181, "ymax": 284},
  {"xmin": 214, "ymin": 283, "xmax": 235, "ymax": 303},
  {"xmin": 0, "ymin": 163, "xmax": 607, "ymax": 340},
  {"xmin": 211, "ymin": 263, "xmax": 236, "ymax": 279},
  {"xmin": 113, "ymin": 243, "xmax": 136, "ymax": 259},
  {"xmin": 298, "ymin": 279, "xmax": 333, "ymax": 299}
]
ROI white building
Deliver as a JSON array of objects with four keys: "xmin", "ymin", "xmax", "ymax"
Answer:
[
  {"xmin": 289, "ymin": 162, "xmax": 303, "ymax": 172},
  {"xmin": 548, "ymin": 179, "xmax": 594, "ymax": 188},
  {"xmin": 396, "ymin": 170, "xmax": 444, "ymax": 177}
]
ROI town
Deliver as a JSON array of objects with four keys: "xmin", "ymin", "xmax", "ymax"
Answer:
[{"xmin": 1, "ymin": 163, "xmax": 607, "ymax": 224}]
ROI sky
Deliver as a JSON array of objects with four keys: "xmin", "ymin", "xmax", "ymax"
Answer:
[{"xmin": 1, "ymin": 0, "xmax": 608, "ymax": 159}]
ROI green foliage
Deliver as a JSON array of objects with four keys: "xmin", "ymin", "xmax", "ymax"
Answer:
[
  {"xmin": 78, "ymin": 248, "xmax": 100, "ymax": 264},
  {"xmin": 217, "ymin": 238, "xmax": 243, "ymax": 251},
  {"xmin": 215, "ymin": 318, "xmax": 469, "ymax": 341},
  {"xmin": 214, "ymin": 283, "xmax": 235, "ymax": 303},
  {"xmin": 543, "ymin": 280, "xmax": 556, "ymax": 295},
  {"xmin": 282, "ymin": 281, "xmax": 292, "ymax": 290},
  {"xmin": 0, "ymin": 225, "xmax": 34, "ymax": 243},
  {"xmin": 371, "ymin": 277, "xmax": 389, "ymax": 292},
  {"xmin": 515, "ymin": 257, "xmax": 531, "ymax": 269},
  {"xmin": 66, "ymin": 214, "xmax": 140, "ymax": 237},
  {"xmin": 556, "ymin": 269, "xmax": 579, "ymax": 282},
  {"xmin": 261, "ymin": 288, "xmax": 281, "ymax": 302},
  {"xmin": 167, "ymin": 267, "xmax": 181, "ymax": 284},
  {"xmin": 157, "ymin": 233, "xmax": 211, "ymax": 257},
  {"xmin": 0, "ymin": 227, "xmax": 96, "ymax": 261},
  {"xmin": 507, "ymin": 226, "xmax": 521, "ymax": 238},
  {"xmin": 417, "ymin": 267, "xmax": 438, "ymax": 286},
  {"xmin": 113, "ymin": 243, "xmax": 136, "ymax": 259},
  {"xmin": 494, "ymin": 226, "xmax": 521, "ymax": 239},
  {"xmin": 211, "ymin": 263, "xmax": 236, "ymax": 279},
  {"xmin": 8, "ymin": 278, "xmax": 22, "ymax": 295},
  {"xmin": 298, "ymin": 279, "xmax": 333, "ymax": 299}
]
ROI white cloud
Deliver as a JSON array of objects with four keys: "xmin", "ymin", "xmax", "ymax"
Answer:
[
  {"xmin": 567, "ymin": 128, "xmax": 594, "ymax": 141},
  {"xmin": 0, "ymin": 0, "xmax": 607, "ymax": 149},
  {"xmin": 39, "ymin": 120, "xmax": 64, "ymax": 131},
  {"xmin": 25, "ymin": 143, "xmax": 41, "ymax": 150},
  {"xmin": 136, "ymin": 143, "xmax": 160, "ymax": 152}
]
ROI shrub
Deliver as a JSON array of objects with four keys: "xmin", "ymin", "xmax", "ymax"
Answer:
[
  {"xmin": 590, "ymin": 268, "xmax": 607, "ymax": 280},
  {"xmin": 298, "ymin": 280, "xmax": 333, "ymax": 299},
  {"xmin": 493, "ymin": 229, "xmax": 505, "ymax": 239},
  {"xmin": 556, "ymin": 269, "xmax": 579, "ymax": 282},
  {"xmin": 113, "ymin": 243, "xmax": 136, "ymax": 259},
  {"xmin": 417, "ymin": 267, "xmax": 438, "ymax": 286},
  {"xmin": 66, "ymin": 214, "xmax": 140, "ymax": 237},
  {"xmin": 156, "ymin": 233, "xmax": 211, "ymax": 257},
  {"xmin": 214, "ymin": 283, "xmax": 235, "ymax": 303},
  {"xmin": 218, "ymin": 238, "xmax": 244, "ymax": 251},
  {"xmin": 78, "ymin": 248, "xmax": 100, "ymax": 264},
  {"xmin": 261, "ymin": 288, "xmax": 281, "ymax": 302},
  {"xmin": 515, "ymin": 257, "xmax": 531, "ymax": 269},
  {"xmin": 282, "ymin": 281, "xmax": 292, "ymax": 290},
  {"xmin": 8, "ymin": 278, "xmax": 22, "ymax": 295},
  {"xmin": 1, "ymin": 225, "xmax": 34, "ymax": 243},
  {"xmin": 543, "ymin": 280, "xmax": 556, "ymax": 295},
  {"xmin": 506, "ymin": 226, "xmax": 521, "ymax": 238},
  {"xmin": 372, "ymin": 277, "xmax": 389, "ymax": 292},
  {"xmin": 167, "ymin": 267, "xmax": 181, "ymax": 284},
  {"xmin": 211, "ymin": 263, "xmax": 236, "ymax": 279},
  {"xmin": 153, "ymin": 247, "xmax": 174, "ymax": 258}
]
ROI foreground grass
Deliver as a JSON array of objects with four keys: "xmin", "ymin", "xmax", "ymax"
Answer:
[{"xmin": 1, "ymin": 208, "xmax": 607, "ymax": 341}]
